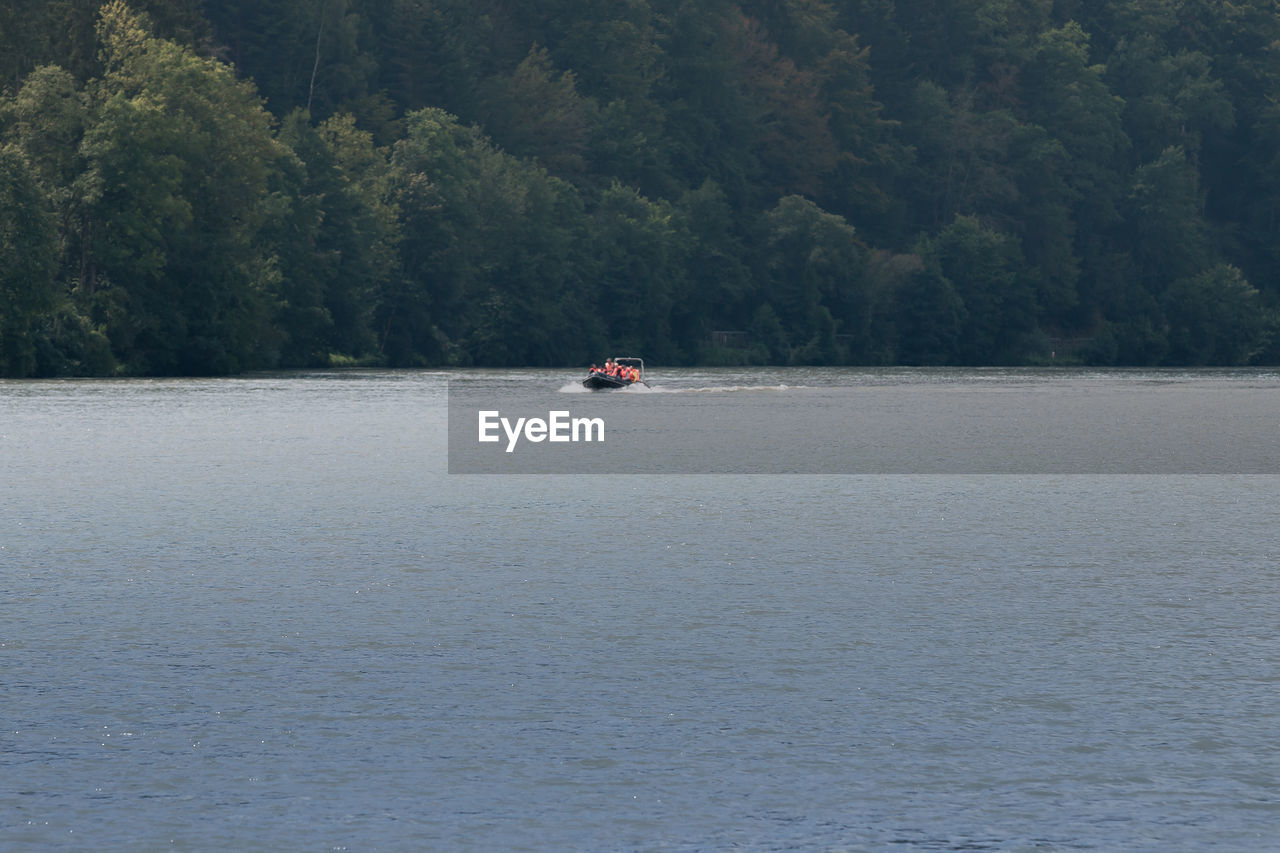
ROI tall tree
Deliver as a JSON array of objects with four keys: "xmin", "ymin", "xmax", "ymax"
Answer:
[
  {"xmin": 387, "ymin": 107, "xmax": 600, "ymax": 365},
  {"xmin": 477, "ymin": 44, "xmax": 591, "ymax": 180},
  {"xmin": 923, "ymin": 213, "xmax": 1036, "ymax": 363},
  {"xmin": 591, "ymin": 181, "xmax": 682, "ymax": 359},
  {"xmin": 0, "ymin": 144, "xmax": 58, "ymax": 375},
  {"xmin": 757, "ymin": 194, "xmax": 867, "ymax": 361},
  {"xmin": 1, "ymin": 64, "xmax": 90, "ymax": 291},
  {"xmin": 1125, "ymin": 144, "xmax": 1212, "ymax": 293},
  {"xmin": 268, "ymin": 110, "xmax": 399, "ymax": 365},
  {"xmin": 670, "ymin": 179, "xmax": 753, "ymax": 358},
  {"xmin": 80, "ymin": 1, "xmax": 284, "ymax": 373},
  {"xmin": 1162, "ymin": 264, "xmax": 1273, "ymax": 365}
]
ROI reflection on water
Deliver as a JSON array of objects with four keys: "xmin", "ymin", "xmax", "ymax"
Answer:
[{"xmin": 3, "ymin": 369, "xmax": 1279, "ymax": 851}]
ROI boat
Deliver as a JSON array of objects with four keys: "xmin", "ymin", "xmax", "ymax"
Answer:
[{"xmin": 583, "ymin": 357, "xmax": 648, "ymax": 390}]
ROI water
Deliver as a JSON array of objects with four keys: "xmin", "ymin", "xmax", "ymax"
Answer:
[{"xmin": 3, "ymin": 368, "xmax": 1278, "ymax": 851}]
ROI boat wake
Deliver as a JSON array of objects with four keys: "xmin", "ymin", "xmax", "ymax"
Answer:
[
  {"xmin": 647, "ymin": 384, "xmax": 798, "ymax": 393},
  {"xmin": 559, "ymin": 382, "xmax": 797, "ymax": 393}
]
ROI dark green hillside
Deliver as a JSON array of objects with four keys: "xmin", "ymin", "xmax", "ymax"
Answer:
[{"xmin": 2, "ymin": 0, "xmax": 1278, "ymax": 375}]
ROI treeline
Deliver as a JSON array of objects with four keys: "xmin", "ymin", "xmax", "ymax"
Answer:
[{"xmin": 2, "ymin": 0, "xmax": 1278, "ymax": 375}]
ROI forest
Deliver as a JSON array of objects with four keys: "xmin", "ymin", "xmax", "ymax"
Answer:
[{"xmin": 2, "ymin": 0, "xmax": 1279, "ymax": 375}]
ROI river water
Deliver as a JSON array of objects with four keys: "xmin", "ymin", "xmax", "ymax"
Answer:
[{"xmin": 3, "ymin": 368, "xmax": 1278, "ymax": 851}]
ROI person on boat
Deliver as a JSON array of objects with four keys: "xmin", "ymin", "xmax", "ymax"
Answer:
[
  {"xmin": 604, "ymin": 359, "xmax": 616, "ymax": 376},
  {"xmin": 589, "ymin": 363, "xmax": 600, "ymax": 373}
]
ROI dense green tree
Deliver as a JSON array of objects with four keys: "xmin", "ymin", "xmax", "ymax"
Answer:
[
  {"xmin": 0, "ymin": 145, "xmax": 58, "ymax": 375},
  {"xmin": 386, "ymin": 107, "xmax": 488, "ymax": 363},
  {"xmin": 670, "ymin": 179, "xmax": 753, "ymax": 358},
  {"xmin": 591, "ymin": 181, "xmax": 682, "ymax": 359},
  {"xmin": 1092, "ymin": 256, "xmax": 1170, "ymax": 366},
  {"xmin": 812, "ymin": 23, "xmax": 904, "ymax": 242},
  {"xmin": 650, "ymin": 0, "xmax": 752, "ymax": 202},
  {"xmin": 1, "ymin": 0, "xmax": 54, "ymax": 87},
  {"xmin": 722, "ymin": 10, "xmax": 840, "ymax": 198},
  {"xmin": 201, "ymin": 0, "xmax": 377, "ymax": 122},
  {"xmin": 79, "ymin": 1, "xmax": 283, "ymax": 373},
  {"xmin": 1, "ymin": 65, "xmax": 91, "ymax": 291},
  {"xmin": 1162, "ymin": 264, "xmax": 1273, "ymax": 365},
  {"xmin": 747, "ymin": 302, "xmax": 789, "ymax": 362},
  {"xmin": 2, "ymin": 0, "xmax": 214, "ymax": 87},
  {"xmin": 266, "ymin": 110, "xmax": 399, "ymax": 365},
  {"xmin": 1125, "ymin": 145, "xmax": 1213, "ymax": 292},
  {"xmin": 923, "ymin": 214, "xmax": 1036, "ymax": 363},
  {"xmin": 892, "ymin": 261, "xmax": 964, "ymax": 366},
  {"xmin": 387, "ymin": 107, "xmax": 600, "ymax": 365},
  {"xmin": 467, "ymin": 173, "xmax": 597, "ymax": 365},
  {"xmin": 367, "ymin": 0, "xmax": 463, "ymax": 115},
  {"xmin": 1107, "ymin": 34, "xmax": 1233, "ymax": 163},
  {"xmin": 477, "ymin": 45, "xmax": 591, "ymax": 180},
  {"xmin": 1021, "ymin": 21, "xmax": 1127, "ymax": 276},
  {"xmin": 757, "ymin": 194, "xmax": 867, "ymax": 361},
  {"xmin": 542, "ymin": 1, "xmax": 671, "ymax": 193}
]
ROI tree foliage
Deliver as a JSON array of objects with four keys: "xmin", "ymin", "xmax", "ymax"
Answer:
[
  {"xmin": 1, "ymin": 0, "xmax": 1278, "ymax": 375},
  {"xmin": 0, "ymin": 145, "xmax": 58, "ymax": 375}
]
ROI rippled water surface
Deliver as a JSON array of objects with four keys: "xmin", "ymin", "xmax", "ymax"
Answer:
[{"xmin": 3, "ymin": 369, "xmax": 1278, "ymax": 850}]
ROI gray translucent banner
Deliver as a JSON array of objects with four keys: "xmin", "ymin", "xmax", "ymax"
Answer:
[{"xmin": 447, "ymin": 376, "xmax": 1280, "ymax": 474}]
